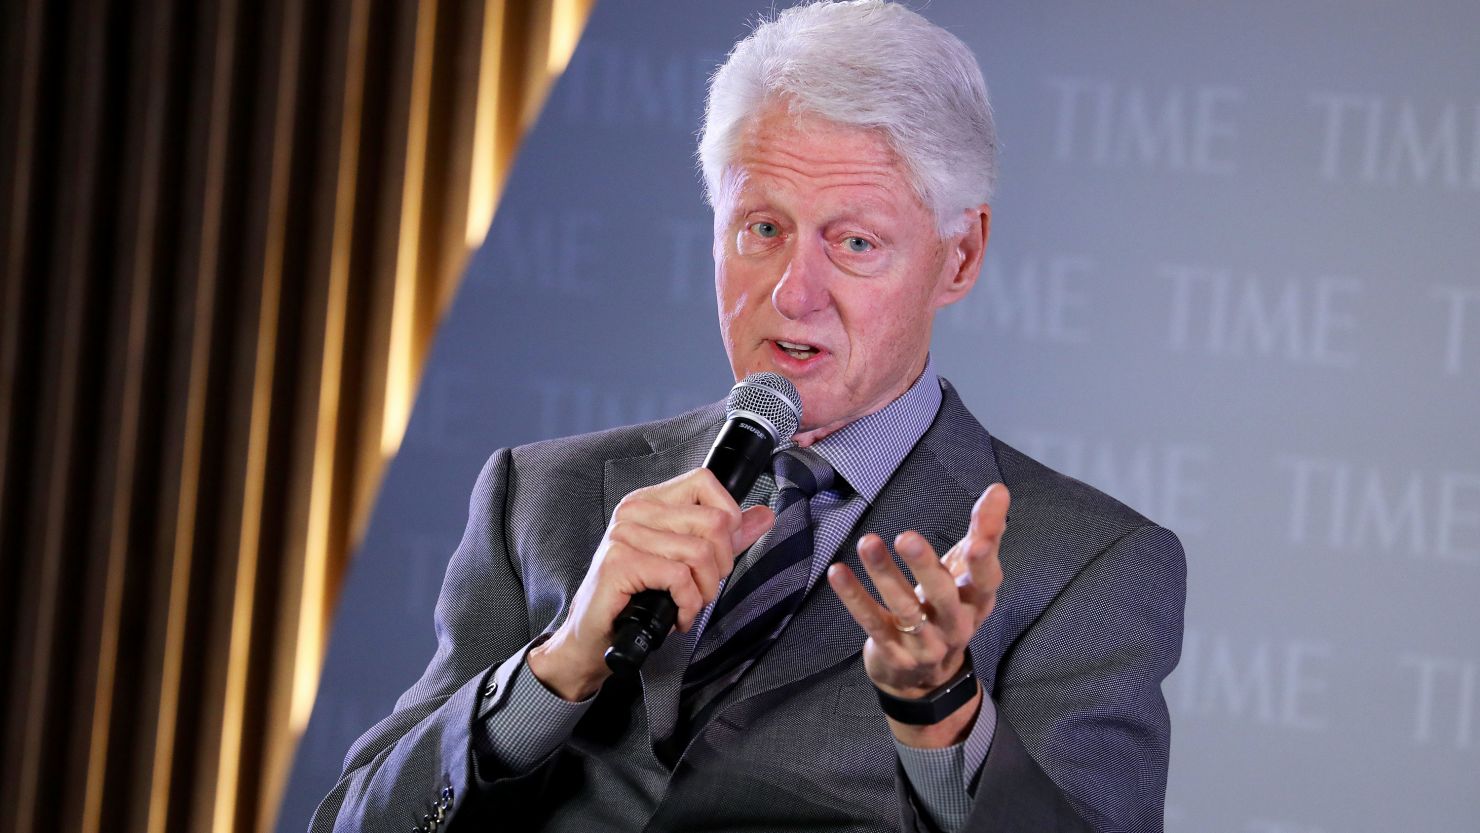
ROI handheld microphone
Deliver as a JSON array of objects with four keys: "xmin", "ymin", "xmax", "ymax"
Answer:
[{"xmin": 603, "ymin": 372, "xmax": 802, "ymax": 675}]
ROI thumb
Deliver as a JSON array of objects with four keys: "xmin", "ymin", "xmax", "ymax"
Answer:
[
  {"xmin": 732, "ymin": 505, "xmax": 775, "ymax": 552},
  {"xmin": 967, "ymin": 483, "xmax": 1010, "ymax": 543}
]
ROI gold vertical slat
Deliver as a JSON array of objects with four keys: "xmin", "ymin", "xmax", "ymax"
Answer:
[
  {"xmin": 464, "ymin": 0, "xmax": 506, "ymax": 251},
  {"xmin": 288, "ymin": 0, "xmax": 367, "ymax": 737},
  {"xmin": 210, "ymin": 0, "xmax": 304, "ymax": 828},
  {"xmin": 139, "ymin": 0, "xmax": 245, "ymax": 828},
  {"xmin": 517, "ymin": 0, "xmax": 553, "ymax": 131},
  {"xmin": 548, "ymin": 0, "xmax": 594, "ymax": 75},
  {"xmin": 424, "ymin": 1, "xmax": 478, "ymax": 326},
  {"xmin": 338, "ymin": 0, "xmax": 423, "ymax": 601},
  {"xmin": 78, "ymin": 0, "xmax": 174, "ymax": 829},
  {"xmin": 144, "ymin": 0, "xmax": 240, "ymax": 829},
  {"xmin": 379, "ymin": 0, "xmax": 440, "ymax": 460},
  {"xmin": 256, "ymin": 1, "xmax": 370, "ymax": 829}
]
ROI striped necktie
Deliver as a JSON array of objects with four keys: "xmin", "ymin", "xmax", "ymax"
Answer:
[{"xmin": 678, "ymin": 446, "xmax": 841, "ymax": 738}]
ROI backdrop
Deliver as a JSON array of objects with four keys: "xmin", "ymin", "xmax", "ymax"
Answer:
[{"xmin": 280, "ymin": 2, "xmax": 1480, "ymax": 830}]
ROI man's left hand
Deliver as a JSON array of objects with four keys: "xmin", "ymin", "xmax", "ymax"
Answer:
[{"xmin": 827, "ymin": 484, "xmax": 1009, "ymax": 747}]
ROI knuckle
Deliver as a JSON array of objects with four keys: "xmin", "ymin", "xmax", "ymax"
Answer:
[
  {"xmin": 617, "ymin": 540, "xmax": 647, "ymax": 564},
  {"xmin": 667, "ymin": 537, "xmax": 703, "ymax": 567},
  {"xmin": 600, "ymin": 540, "xmax": 631, "ymax": 569},
  {"xmin": 688, "ymin": 467, "xmax": 718, "ymax": 491},
  {"xmin": 663, "ymin": 559, "xmax": 690, "ymax": 586},
  {"xmin": 688, "ymin": 537, "xmax": 715, "ymax": 564},
  {"xmin": 702, "ymin": 506, "xmax": 731, "ymax": 536}
]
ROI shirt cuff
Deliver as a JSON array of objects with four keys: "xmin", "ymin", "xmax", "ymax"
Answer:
[
  {"xmin": 473, "ymin": 637, "xmax": 597, "ymax": 774},
  {"xmin": 894, "ymin": 693, "xmax": 998, "ymax": 832}
]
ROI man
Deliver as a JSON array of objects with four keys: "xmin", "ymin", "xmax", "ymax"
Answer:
[{"xmin": 311, "ymin": 2, "xmax": 1185, "ymax": 832}]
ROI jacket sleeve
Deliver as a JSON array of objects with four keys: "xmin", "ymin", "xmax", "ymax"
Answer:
[
  {"xmin": 903, "ymin": 523, "xmax": 1186, "ymax": 832},
  {"xmin": 309, "ymin": 448, "xmax": 544, "ymax": 833}
]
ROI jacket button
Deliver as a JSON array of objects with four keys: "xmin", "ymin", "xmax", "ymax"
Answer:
[{"xmin": 441, "ymin": 786, "xmax": 454, "ymax": 801}]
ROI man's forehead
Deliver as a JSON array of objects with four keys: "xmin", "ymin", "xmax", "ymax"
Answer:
[
  {"xmin": 716, "ymin": 110, "xmax": 916, "ymax": 212},
  {"xmin": 723, "ymin": 173, "xmax": 904, "ymax": 219},
  {"xmin": 736, "ymin": 104, "xmax": 901, "ymax": 168}
]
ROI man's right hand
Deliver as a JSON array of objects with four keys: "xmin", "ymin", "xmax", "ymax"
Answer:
[{"xmin": 527, "ymin": 468, "xmax": 775, "ymax": 701}]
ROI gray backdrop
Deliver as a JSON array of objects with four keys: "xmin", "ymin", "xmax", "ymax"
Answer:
[{"xmin": 280, "ymin": 2, "xmax": 1480, "ymax": 831}]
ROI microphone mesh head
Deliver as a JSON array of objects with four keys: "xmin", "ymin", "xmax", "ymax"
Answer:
[{"xmin": 726, "ymin": 372, "xmax": 802, "ymax": 443}]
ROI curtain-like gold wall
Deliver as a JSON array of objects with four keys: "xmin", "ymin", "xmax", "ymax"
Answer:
[{"xmin": 0, "ymin": 1, "xmax": 594, "ymax": 831}]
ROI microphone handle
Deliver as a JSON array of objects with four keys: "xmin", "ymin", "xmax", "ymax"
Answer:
[{"xmin": 603, "ymin": 419, "xmax": 775, "ymax": 675}]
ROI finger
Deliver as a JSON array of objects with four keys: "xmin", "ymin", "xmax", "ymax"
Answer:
[
  {"xmin": 644, "ymin": 553, "xmax": 706, "ymax": 632},
  {"xmin": 826, "ymin": 562, "xmax": 894, "ymax": 641},
  {"xmin": 608, "ymin": 521, "xmax": 722, "ymax": 602},
  {"xmin": 964, "ymin": 483, "xmax": 1010, "ymax": 552},
  {"xmin": 960, "ymin": 540, "xmax": 1003, "ymax": 613},
  {"xmin": 735, "ymin": 504, "xmax": 775, "ymax": 551},
  {"xmin": 940, "ymin": 484, "xmax": 1005, "ymax": 584},
  {"xmin": 662, "ymin": 468, "xmax": 745, "ymax": 519},
  {"xmin": 959, "ymin": 486, "xmax": 1009, "ymax": 609},
  {"xmin": 896, "ymin": 531, "xmax": 967, "ymax": 633},
  {"xmin": 607, "ymin": 542, "xmax": 705, "ymax": 632},
  {"xmin": 857, "ymin": 533, "xmax": 925, "ymax": 624},
  {"xmin": 617, "ymin": 499, "xmax": 737, "ymax": 572},
  {"xmin": 621, "ymin": 468, "xmax": 743, "ymax": 541},
  {"xmin": 621, "ymin": 497, "xmax": 734, "ymax": 536}
]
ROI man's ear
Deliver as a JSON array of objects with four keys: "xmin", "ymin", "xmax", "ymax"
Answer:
[{"xmin": 934, "ymin": 204, "xmax": 991, "ymax": 309}]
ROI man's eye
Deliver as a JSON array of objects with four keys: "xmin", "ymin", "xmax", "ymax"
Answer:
[
  {"xmin": 844, "ymin": 236, "xmax": 873, "ymax": 253},
  {"xmin": 750, "ymin": 222, "xmax": 780, "ymax": 238}
]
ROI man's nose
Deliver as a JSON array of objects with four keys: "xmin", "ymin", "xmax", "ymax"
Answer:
[{"xmin": 770, "ymin": 240, "xmax": 830, "ymax": 320}]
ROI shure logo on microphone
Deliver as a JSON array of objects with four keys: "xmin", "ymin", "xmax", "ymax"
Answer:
[{"xmin": 738, "ymin": 421, "xmax": 766, "ymax": 440}]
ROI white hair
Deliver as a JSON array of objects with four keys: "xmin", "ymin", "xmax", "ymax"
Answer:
[{"xmin": 698, "ymin": 0, "xmax": 998, "ymax": 236}]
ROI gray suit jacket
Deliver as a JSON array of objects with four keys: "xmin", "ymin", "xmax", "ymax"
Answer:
[{"xmin": 310, "ymin": 380, "xmax": 1186, "ymax": 832}]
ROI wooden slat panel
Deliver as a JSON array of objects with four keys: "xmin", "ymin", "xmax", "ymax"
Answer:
[{"xmin": 0, "ymin": 0, "xmax": 592, "ymax": 830}]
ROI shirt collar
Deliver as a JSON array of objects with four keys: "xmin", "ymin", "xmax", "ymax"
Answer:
[{"xmin": 803, "ymin": 355, "xmax": 942, "ymax": 503}]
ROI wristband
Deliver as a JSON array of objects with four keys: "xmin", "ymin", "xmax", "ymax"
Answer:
[{"xmin": 873, "ymin": 654, "xmax": 978, "ymax": 725}]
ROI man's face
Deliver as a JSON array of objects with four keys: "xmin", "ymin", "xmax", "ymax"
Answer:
[{"xmin": 713, "ymin": 105, "xmax": 987, "ymax": 442}]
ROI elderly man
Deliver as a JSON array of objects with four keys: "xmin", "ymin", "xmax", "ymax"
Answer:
[{"xmin": 311, "ymin": 2, "xmax": 1185, "ymax": 832}]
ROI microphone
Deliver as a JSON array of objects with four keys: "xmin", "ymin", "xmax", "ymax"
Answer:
[{"xmin": 603, "ymin": 372, "xmax": 802, "ymax": 675}]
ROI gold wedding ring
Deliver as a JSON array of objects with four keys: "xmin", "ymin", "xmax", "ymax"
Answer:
[{"xmin": 893, "ymin": 610, "xmax": 928, "ymax": 634}]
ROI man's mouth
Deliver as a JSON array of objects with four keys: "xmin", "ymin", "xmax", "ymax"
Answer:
[{"xmin": 775, "ymin": 339, "xmax": 821, "ymax": 361}]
